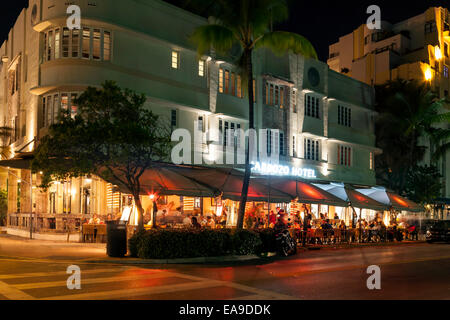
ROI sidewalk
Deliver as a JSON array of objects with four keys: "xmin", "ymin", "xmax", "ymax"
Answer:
[{"xmin": 0, "ymin": 234, "xmax": 106, "ymax": 261}]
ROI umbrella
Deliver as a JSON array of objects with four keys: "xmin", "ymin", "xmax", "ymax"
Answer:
[{"xmin": 356, "ymin": 187, "xmax": 423, "ymax": 212}]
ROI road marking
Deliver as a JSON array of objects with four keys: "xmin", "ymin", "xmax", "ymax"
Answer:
[
  {"xmin": 13, "ymin": 272, "xmax": 182, "ymax": 290},
  {"xmin": 41, "ymin": 280, "xmax": 225, "ymax": 300},
  {"xmin": 0, "ymin": 281, "xmax": 36, "ymax": 300},
  {"xmin": 0, "ymin": 267, "xmax": 141, "ymax": 280}
]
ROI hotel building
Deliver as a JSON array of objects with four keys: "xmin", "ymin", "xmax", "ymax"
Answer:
[
  {"xmin": 0, "ymin": 0, "xmax": 379, "ymax": 239},
  {"xmin": 328, "ymin": 7, "xmax": 450, "ymax": 214}
]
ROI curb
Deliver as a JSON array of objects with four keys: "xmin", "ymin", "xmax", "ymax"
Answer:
[{"xmin": 85, "ymin": 254, "xmax": 267, "ymax": 265}]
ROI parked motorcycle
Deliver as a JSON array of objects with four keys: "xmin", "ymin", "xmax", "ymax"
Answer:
[{"xmin": 275, "ymin": 229, "xmax": 297, "ymax": 257}]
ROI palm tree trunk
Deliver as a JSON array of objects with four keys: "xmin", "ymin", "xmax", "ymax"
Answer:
[
  {"xmin": 134, "ymin": 194, "xmax": 144, "ymax": 232},
  {"xmin": 237, "ymin": 49, "xmax": 254, "ymax": 229}
]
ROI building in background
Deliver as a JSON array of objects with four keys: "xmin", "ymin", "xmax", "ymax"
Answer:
[
  {"xmin": 0, "ymin": 0, "xmax": 379, "ymax": 238},
  {"xmin": 328, "ymin": 6, "xmax": 450, "ymax": 218}
]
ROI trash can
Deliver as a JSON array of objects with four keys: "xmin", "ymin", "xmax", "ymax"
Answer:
[{"xmin": 106, "ymin": 221, "xmax": 127, "ymax": 257}]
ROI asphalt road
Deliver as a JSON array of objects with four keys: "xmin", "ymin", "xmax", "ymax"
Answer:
[{"xmin": 0, "ymin": 237, "xmax": 448, "ymax": 300}]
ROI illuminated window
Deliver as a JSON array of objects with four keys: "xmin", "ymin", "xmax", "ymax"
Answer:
[
  {"xmin": 219, "ymin": 69, "xmax": 224, "ymax": 93},
  {"xmin": 72, "ymin": 29, "xmax": 79, "ymax": 58},
  {"xmin": 237, "ymin": 75, "xmax": 242, "ymax": 98},
  {"xmin": 62, "ymin": 28, "xmax": 70, "ymax": 58},
  {"xmin": 82, "ymin": 28, "xmax": 91, "ymax": 59},
  {"xmin": 444, "ymin": 65, "xmax": 449, "ymax": 78},
  {"xmin": 225, "ymin": 70, "xmax": 229, "ymax": 93},
  {"xmin": 47, "ymin": 30, "xmax": 53, "ymax": 61},
  {"xmin": 103, "ymin": 31, "xmax": 111, "ymax": 61},
  {"xmin": 279, "ymin": 132, "xmax": 285, "ymax": 156},
  {"xmin": 171, "ymin": 51, "xmax": 179, "ymax": 69},
  {"xmin": 369, "ymin": 152, "xmax": 374, "ymax": 170},
  {"xmin": 54, "ymin": 29, "xmax": 60, "ymax": 59},
  {"xmin": 338, "ymin": 145, "xmax": 352, "ymax": 166},
  {"xmin": 292, "ymin": 89, "xmax": 298, "ymax": 113},
  {"xmin": 198, "ymin": 116, "xmax": 204, "ymax": 132},
  {"xmin": 92, "ymin": 29, "xmax": 101, "ymax": 60},
  {"xmin": 231, "ymin": 72, "xmax": 236, "ymax": 96},
  {"xmin": 198, "ymin": 59, "xmax": 205, "ymax": 76}
]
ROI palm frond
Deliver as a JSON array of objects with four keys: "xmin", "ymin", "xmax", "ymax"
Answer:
[
  {"xmin": 254, "ymin": 31, "xmax": 317, "ymax": 59},
  {"xmin": 190, "ymin": 24, "xmax": 237, "ymax": 57}
]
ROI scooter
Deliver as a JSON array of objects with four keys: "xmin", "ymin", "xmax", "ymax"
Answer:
[{"xmin": 275, "ymin": 229, "xmax": 297, "ymax": 257}]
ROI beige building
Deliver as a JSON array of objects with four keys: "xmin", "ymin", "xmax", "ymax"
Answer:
[
  {"xmin": 328, "ymin": 6, "xmax": 450, "ymax": 203},
  {"xmin": 0, "ymin": 0, "xmax": 380, "ymax": 239}
]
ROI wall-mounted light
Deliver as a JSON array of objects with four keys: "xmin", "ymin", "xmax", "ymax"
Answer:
[
  {"xmin": 425, "ymin": 68, "xmax": 432, "ymax": 81},
  {"xmin": 435, "ymin": 46, "xmax": 442, "ymax": 61}
]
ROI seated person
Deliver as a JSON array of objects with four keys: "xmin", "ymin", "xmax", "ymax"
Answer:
[
  {"xmin": 339, "ymin": 220, "xmax": 347, "ymax": 230},
  {"xmin": 274, "ymin": 217, "xmax": 288, "ymax": 231},
  {"xmin": 321, "ymin": 219, "xmax": 333, "ymax": 230},
  {"xmin": 182, "ymin": 215, "xmax": 192, "ymax": 226},
  {"xmin": 191, "ymin": 216, "xmax": 201, "ymax": 229},
  {"xmin": 205, "ymin": 216, "xmax": 216, "ymax": 228},
  {"xmin": 89, "ymin": 214, "xmax": 101, "ymax": 224}
]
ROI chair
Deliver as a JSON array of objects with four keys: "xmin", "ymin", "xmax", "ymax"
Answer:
[
  {"xmin": 333, "ymin": 229, "xmax": 341, "ymax": 243},
  {"xmin": 82, "ymin": 224, "xmax": 94, "ymax": 243},
  {"xmin": 96, "ymin": 224, "xmax": 107, "ymax": 243},
  {"xmin": 314, "ymin": 229, "xmax": 324, "ymax": 244}
]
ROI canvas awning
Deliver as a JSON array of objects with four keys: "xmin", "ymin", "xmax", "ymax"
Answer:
[
  {"xmin": 313, "ymin": 182, "xmax": 390, "ymax": 211},
  {"xmin": 254, "ymin": 177, "xmax": 348, "ymax": 207},
  {"xmin": 171, "ymin": 166, "xmax": 293, "ymax": 203},
  {"xmin": 0, "ymin": 152, "xmax": 34, "ymax": 170},
  {"xmin": 103, "ymin": 164, "xmax": 219, "ymax": 198},
  {"xmin": 356, "ymin": 187, "xmax": 423, "ymax": 212}
]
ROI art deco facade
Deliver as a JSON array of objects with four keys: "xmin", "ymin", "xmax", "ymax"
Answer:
[
  {"xmin": 328, "ymin": 6, "xmax": 450, "ymax": 200},
  {"xmin": 0, "ymin": 0, "xmax": 378, "ymax": 238}
]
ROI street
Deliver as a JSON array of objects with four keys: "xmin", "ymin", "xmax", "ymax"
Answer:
[{"xmin": 0, "ymin": 236, "xmax": 448, "ymax": 300}]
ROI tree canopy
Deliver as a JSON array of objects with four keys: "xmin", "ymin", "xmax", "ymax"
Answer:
[{"xmin": 32, "ymin": 81, "xmax": 172, "ymax": 230}]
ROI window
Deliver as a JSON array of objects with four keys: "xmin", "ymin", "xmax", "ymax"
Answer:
[
  {"xmin": 231, "ymin": 72, "xmax": 236, "ymax": 96},
  {"xmin": 62, "ymin": 28, "xmax": 70, "ymax": 58},
  {"xmin": 444, "ymin": 65, "xmax": 449, "ymax": 78},
  {"xmin": 279, "ymin": 132, "xmax": 285, "ymax": 156},
  {"xmin": 171, "ymin": 51, "xmax": 179, "ymax": 69},
  {"xmin": 425, "ymin": 21, "xmax": 436, "ymax": 34},
  {"xmin": 444, "ymin": 42, "xmax": 449, "ymax": 58},
  {"xmin": 225, "ymin": 71, "xmax": 229, "ymax": 93},
  {"xmin": 224, "ymin": 121, "xmax": 229, "ymax": 146},
  {"xmin": 82, "ymin": 28, "xmax": 91, "ymax": 59},
  {"xmin": 219, "ymin": 69, "xmax": 224, "ymax": 93},
  {"xmin": 338, "ymin": 145, "xmax": 352, "ymax": 166},
  {"xmin": 54, "ymin": 29, "xmax": 60, "ymax": 59},
  {"xmin": 72, "ymin": 29, "xmax": 79, "ymax": 58},
  {"xmin": 219, "ymin": 119, "xmax": 223, "ymax": 145},
  {"xmin": 237, "ymin": 75, "xmax": 242, "ymax": 98},
  {"xmin": 253, "ymin": 79, "xmax": 256, "ymax": 102},
  {"xmin": 338, "ymin": 105, "xmax": 352, "ymax": 127},
  {"xmin": 198, "ymin": 59, "xmax": 205, "ymax": 77},
  {"xmin": 47, "ymin": 30, "xmax": 53, "ymax": 61},
  {"xmin": 42, "ymin": 92, "xmax": 80, "ymax": 127},
  {"xmin": 292, "ymin": 89, "xmax": 298, "ymax": 113},
  {"xmin": 103, "ymin": 31, "xmax": 111, "ymax": 61},
  {"xmin": 304, "ymin": 138, "xmax": 320, "ymax": 161},
  {"xmin": 267, "ymin": 129, "xmax": 272, "ymax": 155},
  {"xmin": 292, "ymin": 135, "xmax": 296, "ymax": 157},
  {"xmin": 305, "ymin": 95, "xmax": 320, "ymax": 119},
  {"xmin": 171, "ymin": 110, "xmax": 177, "ymax": 127},
  {"xmin": 236, "ymin": 124, "xmax": 241, "ymax": 148},
  {"xmin": 92, "ymin": 29, "xmax": 101, "ymax": 60},
  {"xmin": 369, "ymin": 152, "xmax": 374, "ymax": 170},
  {"xmin": 265, "ymin": 82, "xmax": 284, "ymax": 107},
  {"xmin": 198, "ymin": 116, "xmax": 204, "ymax": 132}
]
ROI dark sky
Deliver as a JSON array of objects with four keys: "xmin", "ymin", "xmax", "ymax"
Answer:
[{"xmin": 0, "ymin": 0, "xmax": 448, "ymax": 61}]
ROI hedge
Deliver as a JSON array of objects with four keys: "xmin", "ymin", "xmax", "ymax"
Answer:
[{"xmin": 128, "ymin": 228, "xmax": 276, "ymax": 259}]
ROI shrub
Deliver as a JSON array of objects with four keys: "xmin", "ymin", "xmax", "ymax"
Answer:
[
  {"xmin": 253, "ymin": 228, "xmax": 277, "ymax": 254},
  {"xmin": 128, "ymin": 228, "xmax": 266, "ymax": 259}
]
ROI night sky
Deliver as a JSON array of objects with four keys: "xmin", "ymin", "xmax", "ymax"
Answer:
[{"xmin": 0, "ymin": 0, "xmax": 447, "ymax": 61}]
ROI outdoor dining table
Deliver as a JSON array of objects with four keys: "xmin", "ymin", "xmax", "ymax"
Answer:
[{"xmin": 82, "ymin": 224, "xmax": 107, "ymax": 243}]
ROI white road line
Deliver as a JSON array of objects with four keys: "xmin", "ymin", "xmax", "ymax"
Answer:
[
  {"xmin": 0, "ymin": 281, "xmax": 36, "ymax": 300},
  {"xmin": 0, "ymin": 267, "xmax": 139, "ymax": 280},
  {"xmin": 41, "ymin": 280, "xmax": 225, "ymax": 300},
  {"xmin": 13, "ymin": 272, "xmax": 181, "ymax": 290}
]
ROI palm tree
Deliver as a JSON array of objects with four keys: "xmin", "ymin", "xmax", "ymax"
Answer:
[
  {"xmin": 191, "ymin": 0, "xmax": 317, "ymax": 229},
  {"xmin": 375, "ymin": 79, "xmax": 450, "ymax": 194}
]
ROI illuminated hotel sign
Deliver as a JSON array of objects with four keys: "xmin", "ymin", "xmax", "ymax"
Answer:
[{"xmin": 251, "ymin": 162, "xmax": 317, "ymax": 179}]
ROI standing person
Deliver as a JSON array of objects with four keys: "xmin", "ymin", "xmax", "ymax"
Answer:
[{"xmin": 268, "ymin": 210, "xmax": 277, "ymax": 227}]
